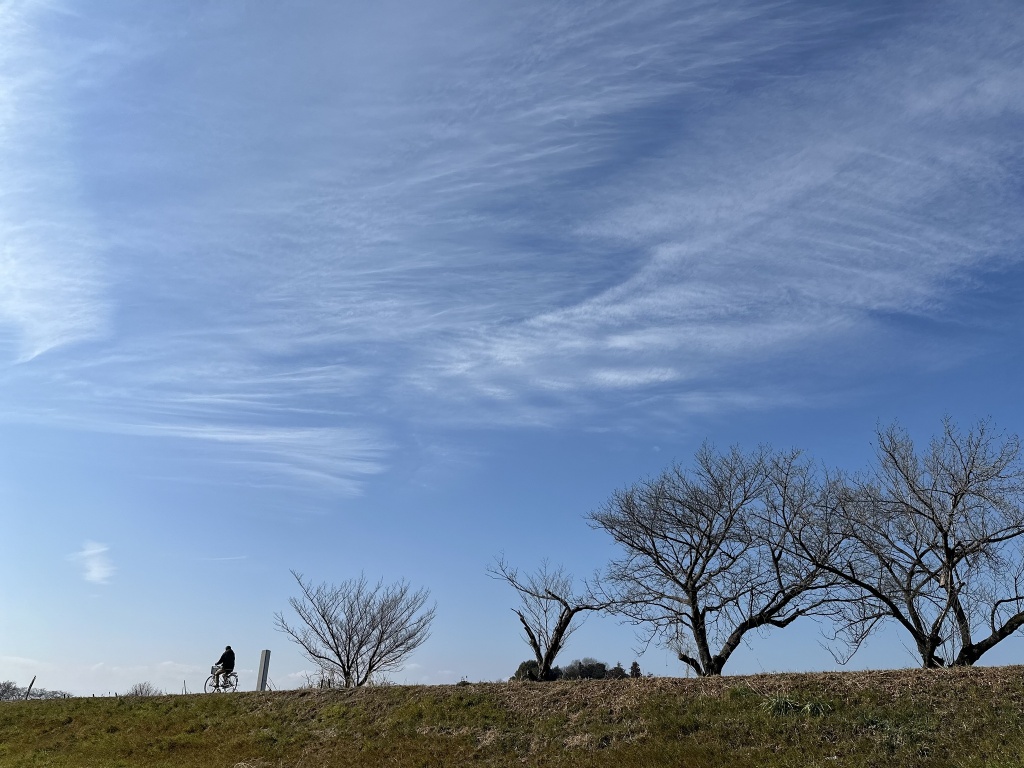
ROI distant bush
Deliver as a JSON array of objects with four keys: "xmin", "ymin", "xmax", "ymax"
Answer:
[
  {"xmin": 0, "ymin": 680, "xmax": 70, "ymax": 701},
  {"xmin": 561, "ymin": 658, "xmax": 607, "ymax": 680},
  {"xmin": 125, "ymin": 681, "xmax": 161, "ymax": 697},
  {"xmin": 511, "ymin": 660, "xmax": 562, "ymax": 681},
  {"xmin": 630, "ymin": 661, "xmax": 642, "ymax": 679},
  {"xmin": 512, "ymin": 658, "xmax": 632, "ymax": 682},
  {"xmin": 514, "ymin": 660, "xmax": 539, "ymax": 681}
]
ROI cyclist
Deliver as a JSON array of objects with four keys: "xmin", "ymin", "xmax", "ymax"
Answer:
[{"xmin": 213, "ymin": 645, "xmax": 235, "ymax": 688}]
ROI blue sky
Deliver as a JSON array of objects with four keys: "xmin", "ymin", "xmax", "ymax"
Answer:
[{"xmin": 2, "ymin": 0, "xmax": 1024, "ymax": 694}]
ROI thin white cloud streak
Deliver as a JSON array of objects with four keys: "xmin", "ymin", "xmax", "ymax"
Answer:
[
  {"xmin": 69, "ymin": 541, "xmax": 114, "ymax": 584},
  {"xmin": 141, "ymin": 423, "xmax": 387, "ymax": 493},
  {"xmin": 0, "ymin": 0, "xmax": 1021, "ymax": 473},
  {"xmin": 0, "ymin": 395, "xmax": 388, "ymax": 492},
  {"xmin": 0, "ymin": 654, "xmax": 53, "ymax": 672}
]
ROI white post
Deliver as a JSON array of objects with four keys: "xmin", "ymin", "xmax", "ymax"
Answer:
[{"xmin": 257, "ymin": 649, "xmax": 271, "ymax": 691}]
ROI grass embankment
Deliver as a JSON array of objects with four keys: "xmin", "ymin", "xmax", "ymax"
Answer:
[{"xmin": 3, "ymin": 666, "xmax": 1024, "ymax": 767}]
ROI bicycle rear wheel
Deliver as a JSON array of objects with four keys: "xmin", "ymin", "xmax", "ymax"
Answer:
[
  {"xmin": 225, "ymin": 673, "xmax": 238, "ymax": 692},
  {"xmin": 204, "ymin": 675, "xmax": 217, "ymax": 693}
]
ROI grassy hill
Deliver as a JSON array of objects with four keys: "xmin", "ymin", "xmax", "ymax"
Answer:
[{"xmin": 3, "ymin": 666, "xmax": 1024, "ymax": 767}]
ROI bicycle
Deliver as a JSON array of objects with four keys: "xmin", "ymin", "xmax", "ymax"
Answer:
[{"xmin": 205, "ymin": 665, "xmax": 238, "ymax": 693}]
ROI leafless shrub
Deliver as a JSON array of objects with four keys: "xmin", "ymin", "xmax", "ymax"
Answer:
[
  {"xmin": 125, "ymin": 681, "xmax": 162, "ymax": 697},
  {"xmin": 0, "ymin": 680, "xmax": 70, "ymax": 701},
  {"xmin": 0, "ymin": 681, "xmax": 19, "ymax": 701},
  {"xmin": 275, "ymin": 570, "xmax": 435, "ymax": 688}
]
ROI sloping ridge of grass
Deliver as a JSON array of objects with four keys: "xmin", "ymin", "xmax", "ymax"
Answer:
[{"xmin": 3, "ymin": 666, "xmax": 1024, "ymax": 767}]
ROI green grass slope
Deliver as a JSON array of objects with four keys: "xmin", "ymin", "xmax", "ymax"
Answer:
[{"xmin": 3, "ymin": 667, "xmax": 1024, "ymax": 767}]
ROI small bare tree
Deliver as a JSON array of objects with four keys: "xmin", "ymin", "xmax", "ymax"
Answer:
[
  {"xmin": 590, "ymin": 444, "xmax": 836, "ymax": 676},
  {"xmin": 489, "ymin": 557, "xmax": 608, "ymax": 681},
  {"xmin": 125, "ymin": 681, "xmax": 161, "ymax": 697},
  {"xmin": 0, "ymin": 680, "xmax": 69, "ymax": 701},
  {"xmin": 0, "ymin": 681, "xmax": 20, "ymax": 701},
  {"xmin": 275, "ymin": 570, "xmax": 435, "ymax": 688},
  {"xmin": 791, "ymin": 418, "xmax": 1024, "ymax": 668}
]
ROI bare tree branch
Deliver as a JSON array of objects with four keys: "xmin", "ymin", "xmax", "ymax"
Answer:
[
  {"xmin": 589, "ymin": 443, "xmax": 838, "ymax": 676},
  {"xmin": 488, "ymin": 557, "xmax": 610, "ymax": 680},
  {"xmin": 790, "ymin": 418, "xmax": 1024, "ymax": 668}
]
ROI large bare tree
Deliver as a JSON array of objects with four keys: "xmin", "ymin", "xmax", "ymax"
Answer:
[
  {"xmin": 790, "ymin": 418, "xmax": 1024, "ymax": 668},
  {"xmin": 488, "ymin": 557, "xmax": 608, "ymax": 681},
  {"xmin": 590, "ymin": 444, "xmax": 836, "ymax": 676},
  {"xmin": 275, "ymin": 570, "xmax": 435, "ymax": 687}
]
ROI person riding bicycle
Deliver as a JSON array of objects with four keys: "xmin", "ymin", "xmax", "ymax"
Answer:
[{"xmin": 213, "ymin": 645, "xmax": 235, "ymax": 687}]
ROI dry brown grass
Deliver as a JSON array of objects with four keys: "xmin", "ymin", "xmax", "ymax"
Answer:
[{"xmin": 3, "ymin": 666, "xmax": 1024, "ymax": 767}]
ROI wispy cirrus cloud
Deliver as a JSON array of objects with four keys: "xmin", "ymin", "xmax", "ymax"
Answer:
[
  {"xmin": 0, "ymin": 0, "xmax": 1021, "ymax": 483},
  {"xmin": 0, "ymin": 1, "xmax": 108, "ymax": 362},
  {"xmin": 409, "ymin": 0, "xmax": 1024, "ymax": 420},
  {"xmin": 69, "ymin": 541, "xmax": 114, "ymax": 585}
]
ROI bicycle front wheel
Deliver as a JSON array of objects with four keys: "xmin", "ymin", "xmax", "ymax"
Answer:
[{"xmin": 204, "ymin": 675, "xmax": 217, "ymax": 693}]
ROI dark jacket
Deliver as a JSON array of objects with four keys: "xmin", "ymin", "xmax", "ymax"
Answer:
[{"xmin": 217, "ymin": 648, "xmax": 235, "ymax": 671}]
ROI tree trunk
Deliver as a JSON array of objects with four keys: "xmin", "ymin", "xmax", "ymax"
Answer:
[
  {"xmin": 704, "ymin": 656, "xmax": 726, "ymax": 676},
  {"xmin": 916, "ymin": 636, "xmax": 946, "ymax": 668}
]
